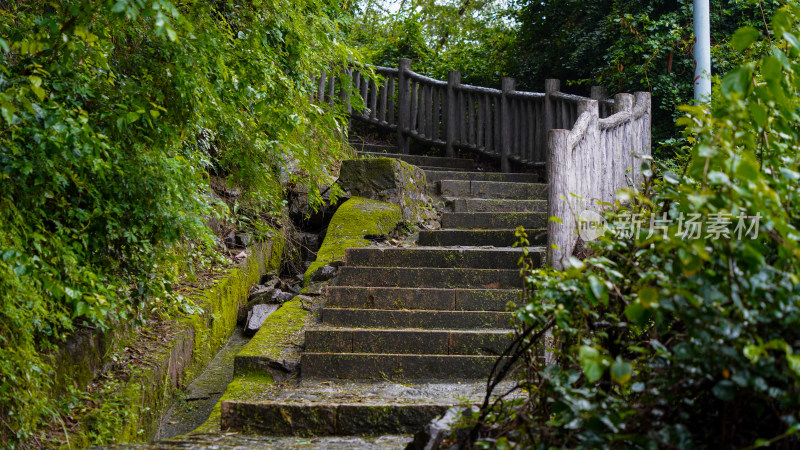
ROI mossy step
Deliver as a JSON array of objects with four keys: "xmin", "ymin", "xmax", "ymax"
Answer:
[
  {"xmin": 444, "ymin": 197, "xmax": 548, "ymax": 213},
  {"xmin": 358, "ymin": 151, "xmax": 475, "ymax": 170},
  {"xmin": 344, "ymin": 247, "xmax": 532, "ymax": 269},
  {"xmin": 219, "ymin": 379, "xmax": 513, "ymax": 435},
  {"xmin": 335, "ymin": 266, "xmax": 521, "ymax": 289},
  {"xmin": 441, "ymin": 212, "xmax": 548, "ymax": 229},
  {"xmin": 425, "ymin": 170, "xmax": 539, "ymax": 183},
  {"xmin": 418, "ymin": 165, "xmax": 476, "ymax": 172},
  {"xmin": 417, "ymin": 229, "xmax": 548, "ymax": 247},
  {"xmin": 439, "ymin": 179, "xmax": 547, "ymax": 199},
  {"xmin": 326, "ymin": 287, "xmax": 522, "ymax": 311},
  {"xmin": 305, "ymin": 328, "xmax": 513, "ymax": 355},
  {"xmin": 321, "ymin": 308, "xmax": 513, "ymax": 329},
  {"xmin": 301, "ymin": 353, "xmax": 503, "ymax": 379}
]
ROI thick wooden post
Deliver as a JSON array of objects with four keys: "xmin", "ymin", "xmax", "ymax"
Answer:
[
  {"xmin": 397, "ymin": 58, "xmax": 412, "ymax": 154},
  {"xmin": 547, "ymin": 128, "xmax": 570, "ymax": 270},
  {"xmin": 591, "ymin": 85, "xmax": 607, "ymax": 117},
  {"xmin": 544, "ymin": 79, "xmax": 560, "ymax": 162},
  {"xmin": 340, "ymin": 68, "xmax": 352, "ymax": 131},
  {"xmin": 445, "ymin": 70, "xmax": 461, "ymax": 158},
  {"xmin": 500, "ymin": 77, "xmax": 515, "ymax": 173}
]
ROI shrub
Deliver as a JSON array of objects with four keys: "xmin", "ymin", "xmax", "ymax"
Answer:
[{"xmin": 472, "ymin": 4, "xmax": 800, "ymax": 448}]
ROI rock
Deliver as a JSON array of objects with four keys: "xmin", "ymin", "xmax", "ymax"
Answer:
[
  {"xmin": 303, "ymin": 281, "xmax": 327, "ymax": 295},
  {"xmin": 406, "ymin": 407, "xmax": 469, "ymax": 450},
  {"xmin": 259, "ymin": 273, "xmax": 281, "ymax": 288},
  {"xmin": 233, "ymin": 250, "xmax": 247, "ymax": 260},
  {"xmin": 224, "ymin": 231, "xmax": 253, "ymax": 249},
  {"xmin": 286, "ymin": 283, "xmax": 302, "ymax": 294},
  {"xmin": 248, "ymin": 285, "xmax": 276, "ymax": 303},
  {"xmin": 235, "ymin": 233, "xmax": 253, "ymax": 248},
  {"xmin": 244, "ymin": 304, "xmax": 279, "ymax": 337},
  {"xmin": 338, "ymin": 158, "xmax": 430, "ymax": 223},
  {"xmin": 224, "ymin": 230, "xmax": 237, "ymax": 249},
  {"xmin": 271, "ymin": 289, "xmax": 295, "ymax": 303},
  {"xmin": 300, "ymin": 232, "xmax": 321, "ymax": 262},
  {"xmin": 310, "ymin": 263, "xmax": 339, "ymax": 282}
]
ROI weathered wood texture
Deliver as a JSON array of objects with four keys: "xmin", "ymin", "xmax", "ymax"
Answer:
[
  {"xmin": 312, "ymin": 60, "xmax": 623, "ymax": 171},
  {"xmin": 547, "ymin": 92, "xmax": 652, "ymax": 269},
  {"xmin": 310, "ymin": 60, "xmax": 651, "ymax": 271}
]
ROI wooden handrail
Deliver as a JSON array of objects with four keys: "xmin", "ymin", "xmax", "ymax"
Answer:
[{"xmin": 311, "ymin": 58, "xmax": 652, "ymax": 271}]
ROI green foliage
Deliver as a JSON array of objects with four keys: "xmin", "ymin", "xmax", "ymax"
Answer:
[
  {"xmin": 351, "ymin": 0, "xmax": 516, "ymax": 87},
  {"xmin": 512, "ymin": 0, "xmax": 780, "ymax": 158},
  {"xmin": 476, "ymin": 4, "xmax": 800, "ymax": 448},
  {"xmin": 0, "ymin": 0, "xmax": 353, "ymax": 445}
]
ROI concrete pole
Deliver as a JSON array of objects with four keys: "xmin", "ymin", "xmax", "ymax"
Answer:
[{"xmin": 693, "ymin": 0, "xmax": 711, "ymax": 102}]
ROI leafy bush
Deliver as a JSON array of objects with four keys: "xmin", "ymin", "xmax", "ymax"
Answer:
[
  {"xmin": 472, "ymin": 4, "xmax": 800, "ymax": 448},
  {"xmin": 0, "ymin": 0, "xmax": 353, "ymax": 445}
]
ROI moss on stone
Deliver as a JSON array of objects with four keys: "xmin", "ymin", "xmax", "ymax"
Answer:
[
  {"xmin": 235, "ymin": 296, "xmax": 310, "ymax": 364},
  {"xmin": 56, "ymin": 236, "xmax": 286, "ymax": 445},
  {"xmin": 303, "ymin": 197, "xmax": 402, "ymax": 285}
]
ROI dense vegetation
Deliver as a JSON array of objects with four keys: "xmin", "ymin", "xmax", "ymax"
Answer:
[
  {"xmin": 0, "ymin": 0, "xmax": 353, "ymax": 445},
  {"xmin": 470, "ymin": 4, "xmax": 800, "ymax": 448}
]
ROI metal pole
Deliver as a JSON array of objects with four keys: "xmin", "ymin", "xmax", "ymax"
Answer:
[{"xmin": 693, "ymin": 0, "xmax": 711, "ymax": 102}]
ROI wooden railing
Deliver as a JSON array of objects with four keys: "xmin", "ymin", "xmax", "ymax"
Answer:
[
  {"xmin": 313, "ymin": 59, "xmax": 652, "ymax": 269},
  {"xmin": 547, "ymin": 92, "xmax": 651, "ymax": 269},
  {"xmin": 311, "ymin": 58, "xmax": 618, "ymax": 172}
]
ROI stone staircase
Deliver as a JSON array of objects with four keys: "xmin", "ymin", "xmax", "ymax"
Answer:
[{"xmin": 220, "ymin": 143, "xmax": 548, "ymax": 437}]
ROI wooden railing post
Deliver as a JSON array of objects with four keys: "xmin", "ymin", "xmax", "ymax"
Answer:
[
  {"xmin": 397, "ymin": 58, "xmax": 412, "ymax": 154},
  {"xmin": 591, "ymin": 85, "xmax": 607, "ymax": 117},
  {"xmin": 341, "ymin": 68, "xmax": 352, "ymax": 131},
  {"xmin": 445, "ymin": 70, "xmax": 461, "ymax": 158},
  {"xmin": 500, "ymin": 77, "xmax": 515, "ymax": 173},
  {"xmin": 544, "ymin": 79, "xmax": 560, "ymax": 133},
  {"xmin": 547, "ymin": 128, "xmax": 570, "ymax": 270}
]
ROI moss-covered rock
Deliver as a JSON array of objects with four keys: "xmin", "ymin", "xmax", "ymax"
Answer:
[
  {"xmin": 338, "ymin": 158, "xmax": 428, "ymax": 223},
  {"xmin": 303, "ymin": 197, "xmax": 402, "ymax": 285}
]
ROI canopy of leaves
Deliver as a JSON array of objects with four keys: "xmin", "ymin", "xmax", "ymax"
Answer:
[
  {"xmin": 512, "ymin": 0, "xmax": 780, "ymax": 157},
  {"xmin": 351, "ymin": 0, "xmax": 516, "ymax": 87},
  {"xmin": 0, "ymin": 0, "xmax": 354, "ymax": 445},
  {"xmin": 474, "ymin": 4, "xmax": 800, "ymax": 448}
]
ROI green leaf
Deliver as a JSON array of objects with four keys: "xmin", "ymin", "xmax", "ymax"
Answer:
[
  {"xmin": 721, "ymin": 66, "xmax": 752, "ymax": 97},
  {"xmin": 761, "ymin": 56, "xmax": 782, "ymax": 82},
  {"xmin": 587, "ymin": 275, "xmax": 608, "ymax": 306},
  {"xmin": 638, "ymin": 286, "xmax": 659, "ymax": 308},
  {"xmin": 731, "ymin": 26, "xmax": 760, "ymax": 51},
  {"xmin": 743, "ymin": 344, "xmax": 763, "ymax": 363},
  {"xmin": 73, "ymin": 301, "xmax": 88, "ymax": 318},
  {"xmin": 625, "ymin": 302, "xmax": 647, "ymax": 325},
  {"xmin": 783, "ymin": 31, "xmax": 800, "ymax": 51},
  {"xmin": 712, "ymin": 380, "xmax": 736, "ymax": 402},
  {"xmin": 126, "ymin": 111, "xmax": 140, "ymax": 123},
  {"xmin": 579, "ymin": 346, "xmax": 606, "ymax": 383},
  {"xmin": 610, "ymin": 358, "xmax": 632, "ymax": 385},
  {"xmin": 786, "ymin": 354, "xmax": 800, "ymax": 376}
]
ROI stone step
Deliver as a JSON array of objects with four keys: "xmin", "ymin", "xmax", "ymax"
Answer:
[
  {"xmin": 344, "ymin": 247, "xmax": 523, "ymax": 269},
  {"xmin": 439, "ymin": 179, "xmax": 547, "ymax": 199},
  {"xmin": 321, "ymin": 308, "xmax": 513, "ymax": 329},
  {"xmin": 425, "ymin": 170, "xmax": 539, "ymax": 183},
  {"xmin": 335, "ymin": 267, "xmax": 521, "ymax": 289},
  {"xmin": 417, "ymin": 229, "xmax": 548, "ymax": 247},
  {"xmin": 358, "ymin": 151, "xmax": 475, "ymax": 170},
  {"xmin": 441, "ymin": 212, "xmax": 548, "ymax": 229},
  {"xmin": 220, "ymin": 379, "xmax": 516, "ymax": 435},
  {"xmin": 445, "ymin": 197, "xmax": 547, "ymax": 213},
  {"xmin": 301, "ymin": 353, "xmax": 502, "ymax": 379},
  {"xmin": 305, "ymin": 328, "xmax": 513, "ymax": 355},
  {"xmin": 325, "ymin": 287, "xmax": 522, "ymax": 311}
]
